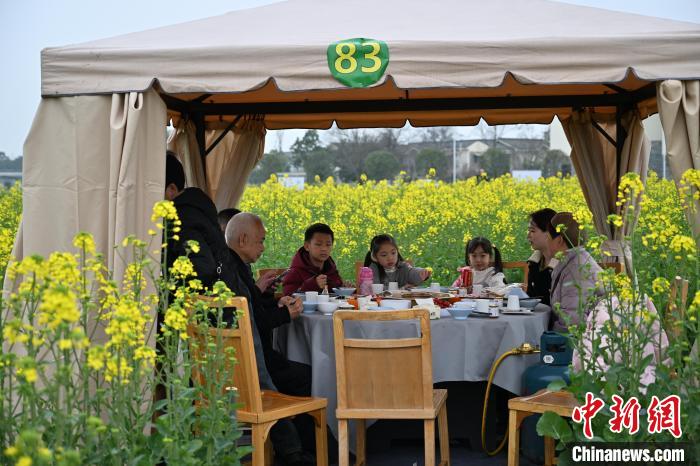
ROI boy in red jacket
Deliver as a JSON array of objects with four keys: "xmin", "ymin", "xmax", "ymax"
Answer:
[{"xmin": 282, "ymin": 223, "xmax": 343, "ymax": 296}]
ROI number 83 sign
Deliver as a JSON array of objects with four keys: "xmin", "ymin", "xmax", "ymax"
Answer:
[{"xmin": 327, "ymin": 38, "xmax": 390, "ymax": 88}]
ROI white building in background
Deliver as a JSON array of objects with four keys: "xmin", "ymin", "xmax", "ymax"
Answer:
[
  {"xmin": 277, "ymin": 172, "xmax": 305, "ymax": 189},
  {"xmin": 455, "ymin": 140, "xmax": 490, "ymax": 174},
  {"xmin": 549, "ymin": 114, "xmax": 668, "ymax": 178},
  {"xmin": 512, "ymin": 170, "xmax": 542, "ymax": 180}
]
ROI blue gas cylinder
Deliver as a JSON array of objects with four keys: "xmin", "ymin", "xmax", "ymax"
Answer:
[{"xmin": 520, "ymin": 332, "xmax": 572, "ymax": 464}]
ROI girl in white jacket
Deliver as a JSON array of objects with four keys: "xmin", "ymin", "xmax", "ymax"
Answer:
[{"xmin": 452, "ymin": 237, "xmax": 506, "ymax": 288}]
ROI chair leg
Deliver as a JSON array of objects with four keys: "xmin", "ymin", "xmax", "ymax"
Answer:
[
  {"xmin": 438, "ymin": 404, "xmax": 450, "ymax": 466},
  {"xmin": 424, "ymin": 419, "xmax": 436, "ymax": 466},
  {"xmin": 544, "ymin": 436, "xmax": 556, "ymax": 466},
  {"xmin": 252, "ymin": 422, "xmax": 275, "ymax": 466},
  {"xmin": 265, "ymin": 437, "xmax": 274, "ymax": 466},
  {"xmin": 309, "ymin": 408, "xmax": 329, "ymax": 466},
  {"xmin": 355, "ymin": 419, "xmax": 366, "ymax": 466},
  {"xmin": 507, "ymin": 410, "xmax": 520, "ymax": 466},
  {"xmin": 338, "ymin": 419, "xmax": 349, "ymax": 466}
]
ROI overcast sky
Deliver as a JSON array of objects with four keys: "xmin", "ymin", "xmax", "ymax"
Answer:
[{"xmin": 1, "ymin": 0, "xmax": 699, "ymax": 159}]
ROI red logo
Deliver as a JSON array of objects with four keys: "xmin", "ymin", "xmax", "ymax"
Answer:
[
  {"xmin": 647, "ymin": 395, "xmax": 682, "ymax": 438},
  {"xmin": 572, "ymin": 392, "xmax": 605, "ymax": 439},
  {"xmin": 609, "ymin": 395, "xmax": 641, "ymax": 434}
]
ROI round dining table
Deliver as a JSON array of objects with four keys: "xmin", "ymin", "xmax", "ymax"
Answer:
[{"xmin": 275, "ymin": 307, "xmax": 550, "ymax": 441}]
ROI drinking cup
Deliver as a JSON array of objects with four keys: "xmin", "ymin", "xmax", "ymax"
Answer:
[
  {"xmin": 458, "ymin": 287, "xmax": 468, "ymax": 297},
  {"xmin": 476, "ymin": 299, "xmax": 489, "ymax": 314},
  {"xmin": 388, "ymin": 282, "xmax": 399, "ymax": 292},
  {"xmin": 507, "ymin": 295, "xmax": 520, "ymax": 310},
  {"xmin": 357, "ymin": 296, "xmax": 370, "ymax": 310},
  {"xmin": 430, "ymin": 282, "xmax": 441, "ymax": 292},
  {"xmin": 371, "ymin": 283, "xmax": 384, "ymax": 295},
  {"xmin": 305, "ymin": 291, "xmax": 318, "ymax": 303},
  {"xmin": 471, "ymin": 284, "xmax": 484, "ymax": 296},
  {"xmin": 317, "ymin": 294, "xmax": 329, "ymax": 304}
]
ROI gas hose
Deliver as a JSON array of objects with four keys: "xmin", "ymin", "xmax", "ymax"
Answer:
[{"xmin": 481, "ymin": 343, "xmax": 540, "ymax": 456}]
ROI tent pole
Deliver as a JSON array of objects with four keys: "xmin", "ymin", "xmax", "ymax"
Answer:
[
  {"xmin": 193, "ymin": 113, "xmax": 207, "ymax": 181},
  {"xmin": 205, "ymin": 114, "xmax": 243, "ymax": 156},
  {"xmin": 615, "ymin": 105, "xmax": 628, "ymax": 187}
]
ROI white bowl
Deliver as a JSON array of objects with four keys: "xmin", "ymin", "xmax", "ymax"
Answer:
[
  {"xmin": 317, "ymin": 302, "xmax": 339, "ymax": 314},
  {"xmin": 380, "ymin": 299, "xmax": 412, "ymax": 310},
  {"xmin": 453, "ymin": 299, "xmax": 476, "ymax": 309},
  {"xmin": 333, "ymin": 287, "xmax": 356, "ymax": 297}
]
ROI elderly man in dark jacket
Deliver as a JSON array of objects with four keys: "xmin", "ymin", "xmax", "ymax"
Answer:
[
  {"xmin": 224, "ymin": 212, "xmax": 310, "ymax": 397},
  {"xmin": 164, "ymin": 153, "xmax": 313, "ymax": 466}
]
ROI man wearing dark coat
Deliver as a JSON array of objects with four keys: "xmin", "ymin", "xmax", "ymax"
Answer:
[{"xmin": 164, "ymin": 153, "xmax": 313, "ymax": 466}]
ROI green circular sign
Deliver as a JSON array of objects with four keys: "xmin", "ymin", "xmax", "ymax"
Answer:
[{"xmin": 327, "ymin": 38, "xmax": 389, "ymax": 88}]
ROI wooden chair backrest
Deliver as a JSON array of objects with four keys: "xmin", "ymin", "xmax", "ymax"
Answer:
[
  {"xmin": 255, "ymin": 267, "xmax": 287, "ymax": 280},
  {"xmin": 598, "ymin": 262, "xmax": 623, "ymax": 274},
  {"xmin": 187, "ymin": 296, "xmax": 263, "ymax": 414},
  {"xmin": 502, "ymin": 261, "xmax": 529, "ymax": 284},
  {"xmin": 666, "ymin": 276, "xmax": 689, "ymax": 340},
  {"xmin": 333, "ymin": 309, "xmax": 433, "ymax": 411}
]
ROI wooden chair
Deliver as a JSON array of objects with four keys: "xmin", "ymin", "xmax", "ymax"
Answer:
[
  {"xmin": 354, "ymin": 260, "xmax": 364, "ymax": 288},
  {"xmin": 502, "ymin": 261, "xmax": 529, "ymax": 284},
  {"xmin": 187, "ymin": 296, "xmax": 329, "ymax": 466},
  {"xmin": 665, "ymin": 276, "xmax": 689, "ymax": 340},
  {"xmin": 507, "ymin": 389, "xmax": 578, "ymax": 466},
  {"xmin": 333, "ymin": 309, "xmax": 450, "ymax": 466},
  {"xmin": 598, "ymin": 262, "xmax": 623, "ymax": 274}
]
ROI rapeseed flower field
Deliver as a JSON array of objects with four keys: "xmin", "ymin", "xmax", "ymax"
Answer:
[
  {"xmin": 0, "ymin": 174, "xmax": 692, "ymax": 285},
  {"xmin": 239, "ymin": 172, "xmax": 693, "ymax": 285}
]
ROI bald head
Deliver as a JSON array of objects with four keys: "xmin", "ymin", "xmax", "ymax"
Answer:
[{"xmin": 226, "ymin": 212, "xmax": 266, "ymax": 263}]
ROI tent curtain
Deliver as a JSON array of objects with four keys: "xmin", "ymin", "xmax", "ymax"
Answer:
[
  {"xmin": 166, "ymin": 118, "xmax": 207, "ymax": 190},
  {"xmin": 205, "ymin": 117, "xmax": 266, "ymax": 210},
  {"xmin": 562, "ymin": 109, "xmax": 650, "ymax": 272},
  {"xmin": 658, "ymin": 80, "xmax": 700, "ymax": 239},
  {"xmin": 9, "ymin": 89, "xmax": 166, "ymax": 345}
]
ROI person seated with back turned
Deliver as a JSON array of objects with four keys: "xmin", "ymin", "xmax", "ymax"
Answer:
[
  {"xmin": 282, "ymin": 223, "xmax": 343, "ymax": 296},
  {"xmin": 525, "ymin": 208, "xmax": 556, "ymax": 305},
  {"xmin": 165, "ymin": 155, "xmax": 313, "ymax": 466},
  {"xmin": 547, "ymin": 212, "xmax": 603, "ymax": 333},
  {"xmin": 217, "ymin": 207, "xmax": 241, "ymax": 233}
]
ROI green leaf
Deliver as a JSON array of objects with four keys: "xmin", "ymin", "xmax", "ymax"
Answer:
[
  {"xmin": 547, "ymin": 379, "xmax": 567, "ymax": 392},
  {"xmin": 537, "ymin": 411, "xmax": 574, "ymax": 443},
  {"xmin": 187, "ymin": 439, "xmax": 203, "ymax": 454}
]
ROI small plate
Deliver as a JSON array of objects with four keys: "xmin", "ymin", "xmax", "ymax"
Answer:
[
  {"xmin": 501, "ymin": 307, "xmax": 532, "ymax": 314},
  {"xmin": 469, "ymin": 312, "xmax": 498, "ymax": 319}
]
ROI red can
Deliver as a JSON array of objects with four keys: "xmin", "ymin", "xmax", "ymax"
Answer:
[{"xmin": 460, "ymin": 266, "xmax": 473, "ymax": 288}]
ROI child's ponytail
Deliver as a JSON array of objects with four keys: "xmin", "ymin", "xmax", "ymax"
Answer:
[{"xmin": 492, "ymin": 246, "xmax": 503, "ymax": 274}]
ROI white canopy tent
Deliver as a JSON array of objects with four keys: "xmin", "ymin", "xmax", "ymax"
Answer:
[{"xmin": 16, "ymin": 0, "xmax": 700, "ymax": 278}]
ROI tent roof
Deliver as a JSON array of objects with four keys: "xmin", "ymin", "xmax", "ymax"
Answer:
[{"xmin": 41, "ymin": 0, "xmax": 700, "ymax": 127}]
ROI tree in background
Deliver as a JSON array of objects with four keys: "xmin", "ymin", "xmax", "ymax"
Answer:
[
  {"xmin": 415, "ymin": 148, "xmax": 449, "ymax": 180},
  {"xmin": 290, "ymin": 130, "xmax": 322, "ymax": 168},
  {"xmin": 480, "ymin": 147, "xmax": 511, "ymax": 178},
  {"xmin": 303, "ymin": 148, "xmax": 336, "ymax": 182},
  {"xmin": 364, "ymin": 150, "xmax": 400, "ymax": 180},
  {"xmin": 541, "ymin": 149, "xmax": 572, "ymax": 177},
  {"xmin": 248, "ymin": 150, "xmax": 290, "ymax": 184},
  {"xmin": 420, "ymin": 126, "xmax": 454, "ymax": 145},
  {"xmin": 329, "ymin": 129, "xmax": 381, "ymax": 182},
  {"xmin": 0, "ymin": 152, "xmax": 22, "ymax": 171}
]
